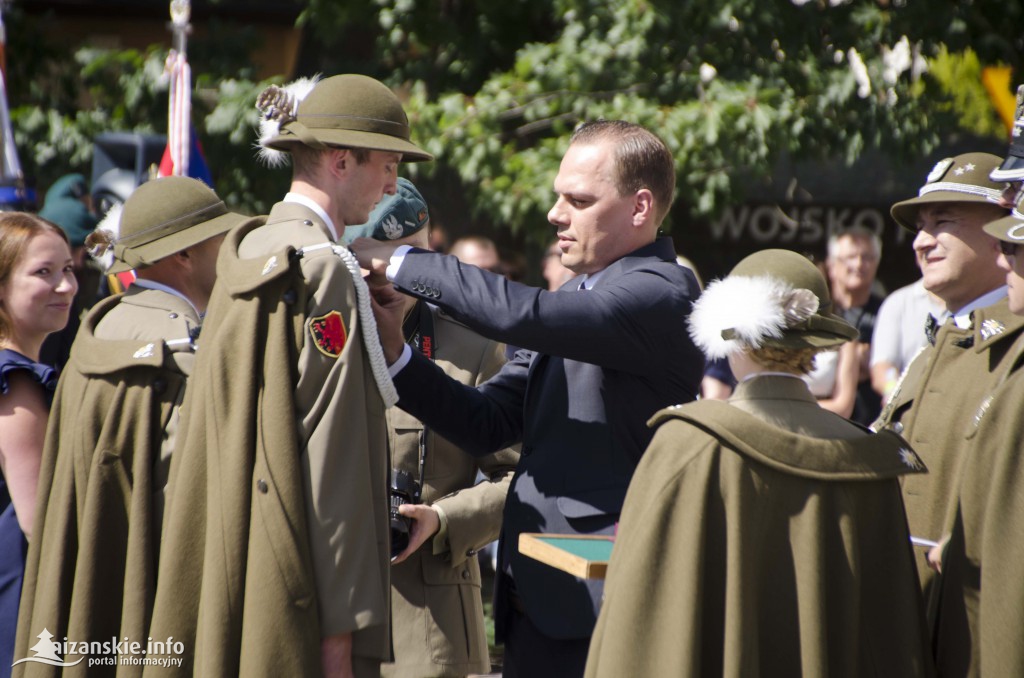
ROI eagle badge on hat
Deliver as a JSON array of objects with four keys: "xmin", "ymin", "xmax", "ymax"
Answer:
[
  {"xmin": 926, "ymin": 158, "xmax": 954, "ymax": 184},
  {"xmin": 308, "ymin": 310, "xmax": 347, "ymax": 358},
  {"xmin": 381, "ymin": 214, "xmax": 404, "ymax": 240}
]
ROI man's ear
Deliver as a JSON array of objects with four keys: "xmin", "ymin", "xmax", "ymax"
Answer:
[
  {"xmin": 328, "ymin": 148, "xmax": 350, "ymax": 179},
  {"xmin": 632, "ymin": 188, "xmax": 654, "ymax": 228}
]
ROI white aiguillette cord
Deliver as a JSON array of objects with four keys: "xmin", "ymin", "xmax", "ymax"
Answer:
[{"xmin": 298, "ymin": 242, "xmax": 399, "ymax": 408}]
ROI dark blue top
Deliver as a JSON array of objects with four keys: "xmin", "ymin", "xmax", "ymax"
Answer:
[{"xmin": 0, "ymin": 348, "xmax": 58, "ymax": 672}]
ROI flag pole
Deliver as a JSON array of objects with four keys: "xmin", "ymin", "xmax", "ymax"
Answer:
[{"xmin": 165, "ymin": 0, "xmax": 191, "ymax": 177}]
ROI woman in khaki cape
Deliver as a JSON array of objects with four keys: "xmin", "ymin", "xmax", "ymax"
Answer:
[{"xmin": 585, "ymin": 249, "xmax": 935, "ymax": 678}]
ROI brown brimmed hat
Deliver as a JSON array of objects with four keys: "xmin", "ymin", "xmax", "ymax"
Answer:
[
  {"xmin": 256, "ymin": 74, "xmax": 432, "ymax": 164},
  {"xmin": 689, "ymin": 249, "xmax": 857, "ymax": 359},
  {"xmin": 890, "ymin": 153, "xmax": 1004, "ymax": 231},
  {"xmin": 984, "ymin": 187, "xmax": 1024, "ymax": 245},
  {"xmin": 102, "ymin": 176, "xmax": 248, "ymax": 274}
]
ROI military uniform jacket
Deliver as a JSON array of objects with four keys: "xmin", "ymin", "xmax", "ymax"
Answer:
[
  {"xmin": 873, "ymin": 297, "xmax": 1024, "ymax": 592},
  {"xmin": 390, "ymin": 238, "xmax": 704, "ymax": 642},
  {"xmin": 931, "ymin": 339, "xmax": 1024, "ymax": 678},
  {"xmin": 384, "ymin": 304, "xmax": 518, "ymax": 678},
  {"xmin": 144, "ymin": 207, "xmax": 391, "ymax": 677},
  {"xmin": 14, "ymin": 287, "xmax": 199, "ymax": 678},
  {"xmin": 585, "ymin": 376, "xmax": 934, "ymax": 678}
]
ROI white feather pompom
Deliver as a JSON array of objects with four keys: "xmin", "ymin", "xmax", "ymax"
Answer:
[
  {"xmin": 88, "ymin": 203, "xmax": 124, "ymax": 272},
  {"xmin": 255, "ymin": 74, "xmax": 322, "ymax": 168},
  {"xmin": 688, "ymin": 274, "xmax": 813, "ymax": 359}
]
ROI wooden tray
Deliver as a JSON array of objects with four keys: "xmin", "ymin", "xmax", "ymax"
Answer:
[{"xmin": 518, "ymin": 533, "xmax": 614, "ymax": 580}]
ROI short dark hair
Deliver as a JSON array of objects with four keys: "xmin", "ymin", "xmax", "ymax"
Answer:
[
  {"xmin": 569, "ymin": 120, "xmax": 676, "ymax": 224},
  {"xmin": 290, "ymin": 145, "xmax": 372, "ymax": 176},
  {"xmin": 0, "ymin": 212, "xmax": 70, "ymax": 342}
]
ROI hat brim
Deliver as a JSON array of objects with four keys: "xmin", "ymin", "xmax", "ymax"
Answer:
[
  {"xmin": 109, "ymin": 211, "xmax": 251, "ymax": 274},
  {"xmin": 990, "ymin": 154, "xmax": 1024, "ymax": 182},
  {"xmin": 757, "ymin": 313, "xmax": 859, "ymax": 352},
  {"xmin": 891, "ymin": 191, "xmax": 1001, "ymax": 232},
  {"xmin": 983, "ymin": 212, "xmax": 1024, "ymax": 243},
  {"xmin": 263, "ymin": 128, "xmax": 433, "ymax": 163}
]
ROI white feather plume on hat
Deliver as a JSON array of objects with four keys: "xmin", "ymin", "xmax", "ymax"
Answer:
[
  {"xmin": 688, "ymin": 274, "xmax": 819, "ymax": 360},
  {"xmin": 86, "ymin": 203, "xmax": 124, "ymax": 273},
  {"xmin": 254, "ymin": 74, "xmax": 322, "ymax": 168}
]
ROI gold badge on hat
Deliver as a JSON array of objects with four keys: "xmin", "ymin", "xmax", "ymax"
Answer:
[{"xmin": 926, "ymin": 158, "xmax": 954, "ymax": 183}]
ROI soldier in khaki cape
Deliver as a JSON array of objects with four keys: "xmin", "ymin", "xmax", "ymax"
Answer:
[
  {"xmin": 874, "ymin": 153, "xmax": 1016, "ymax": 598},
  {"xmin": 928, "ymin": 150, "xmax": 1024, "ymax": 678},
  {"xmin": 14, "ymin": 176, "xmax": 250, "ymax": 677},
  {"xmin": 144, "ymin": 75, "xmax": 431, "ymax": 678},
  {"xmin": 344, "ymin": 179, "xmax": 518, "ymax": 678},
  {"xmin": 585, "ymin": 249, "xmax": 933, "ymax": 678}
]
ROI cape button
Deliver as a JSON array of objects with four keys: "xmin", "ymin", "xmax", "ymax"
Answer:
[
  {"xmin": 302, "ymin": 220, "xmax": 313, "ymax": 227},
  {"xmin": 168, "ymin": 312, "xmax": 178, "ymax": 319},
  {"xmin": 256, "ymin": 479, "xmax": 269, "ymax": 494},
  {"xmin": 892, "ymin": 422, "xmax": 904, "ymax": 434},
  {"xmin": 283, "ymin": 289, "xmax": 297, "ymax": 304},
  {"xmin": 461, "ymin": 568, "xmax": 470, "ymax": 580}
]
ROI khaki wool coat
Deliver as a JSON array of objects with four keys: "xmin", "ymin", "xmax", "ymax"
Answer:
[
  {"xmin": 873, "ymin": 297, "xmax": 1024, "ymax": 595},
  {"xmin": 383, "ymin": 303, "xmax": 518, "ymax": 678},
  {"xmin": 931, "ymin": 338, "xmax": 1024, "ymax": 678},
  {"xmin": 144, "ymin": 206, "xmax": 391, "ymax": 677},
  {"xmin": 586, "ymin": 376, "xmax": 934, "ymax": 678},
  {"xmin": 14, "ymin": 287, "xmax": 201, "ymax": 678}
]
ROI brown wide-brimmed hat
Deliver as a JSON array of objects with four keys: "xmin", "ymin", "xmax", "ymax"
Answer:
[
  {"xmin": 103, "ymin": 176, "xmax": 249, "ymax": 274},
  {"xmin": 256, "ymin": 74, "xmax": 432, "ymax": 165},
  {"xmin": 689, "ymin": 249, "xmax": 858, "ymax": 359},
  {"xmin": 890, "ymin": 153, "xmax": 1004, "ymax": 231}
]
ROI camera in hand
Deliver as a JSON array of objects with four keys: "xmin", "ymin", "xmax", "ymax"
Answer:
[{"xmin": 390, "ymin": 468, "xmax": 422, "ymax": 559}]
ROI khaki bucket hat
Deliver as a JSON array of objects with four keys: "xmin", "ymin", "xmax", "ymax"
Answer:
[
  {"xmin": 984, "ymin": 188, "xmax": 1024, "ymax": 245},
  {"xmin": 105, "ymin": 176, "xmax": 248, "ymax": 274},
  {"xmin": 890, "ymin": 153, "xmax": 1004, "ymax": 231},
  {"xmin": 689, "ymin": 249, "xmax": 858, "ymax": 359},
  {"xmin": 256, "ymin": 74, "xmax": 432, "ymax": 163}
]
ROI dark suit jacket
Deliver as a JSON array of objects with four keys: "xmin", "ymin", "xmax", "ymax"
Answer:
[{"xmin": 390, "ymin": 237, "xmax": 704, "ymax": 641}]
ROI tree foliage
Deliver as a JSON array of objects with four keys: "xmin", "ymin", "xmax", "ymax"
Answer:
[{"xmin": 6, "ymin": 1, "xmax": 1023, "ymax": 243}]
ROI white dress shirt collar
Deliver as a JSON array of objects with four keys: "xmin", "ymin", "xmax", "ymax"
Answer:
[{"xmin": 283, "ymin": 192, "xmax": 339, "ymax": 242}]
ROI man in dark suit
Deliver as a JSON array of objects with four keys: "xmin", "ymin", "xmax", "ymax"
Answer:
[{"xmin": 351, "ymin": 120, "xmax": 704, "ymax": 677}]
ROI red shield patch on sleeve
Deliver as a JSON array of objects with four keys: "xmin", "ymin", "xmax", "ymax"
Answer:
[{"xmin": 308, "ymin": 310, "xmax": 347, "ymax": 358}]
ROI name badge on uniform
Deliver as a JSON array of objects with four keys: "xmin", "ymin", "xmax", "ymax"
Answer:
[{"xmin": 308, "ymin": 310, "xmax": 347, "ymax": 358}]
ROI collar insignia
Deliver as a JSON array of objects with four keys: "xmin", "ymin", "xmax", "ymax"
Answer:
[
  {"xmin": 899, "ymin": 447, "xmax": 923, "ymax": 470},
  {"xmin": 262, "ymin": 255, "xmax": 278, "ymax": 276},
  {"xmin": 308, "ymin": 310, "xmax": 347, "ymax": 358},
  {"xmin": 980, "ymin": 319, "xmax": 1005, "ymax": 341}
]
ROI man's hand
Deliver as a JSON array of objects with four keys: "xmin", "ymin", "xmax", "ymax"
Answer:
[
  {"xmin": 369, "ymin": 284, "xmax": 407, "ymax": 365},
  {"xmin": 390, "ymin": 504, "xmax": 441, "ymax": 565},
  {"xmin": 320, "ymin": 632, "xmax": 353, "ymax": 678},
  {"xmin": 926, "ymin": 535, "xmax": 950, "ymax": 574},
  {"xmin": 350, "ymin": 237, "xmax": 400, "ymax": 279}
]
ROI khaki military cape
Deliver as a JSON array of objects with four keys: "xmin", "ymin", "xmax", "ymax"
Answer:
[
  {"xmin": 142, "ymin": 220, "xmax": 324, "ymax": 677},
  {"xmin": 14, "ymin": 290, "xmax": 196, "ymax": 678},
  {"xmin": 586, "ymin": 398, "xmax": 933, "ymax": 678},
  {"xmin": 384, "ymin": 304, "xmax": 518, "ymax": 678},
  {"xmin": 874, "ymin": 298, "xmax": 1024, "ymax": 596},
  {"xmin": 931, "ymin": 342, "xmax": 1024, "ymax": 677}
]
